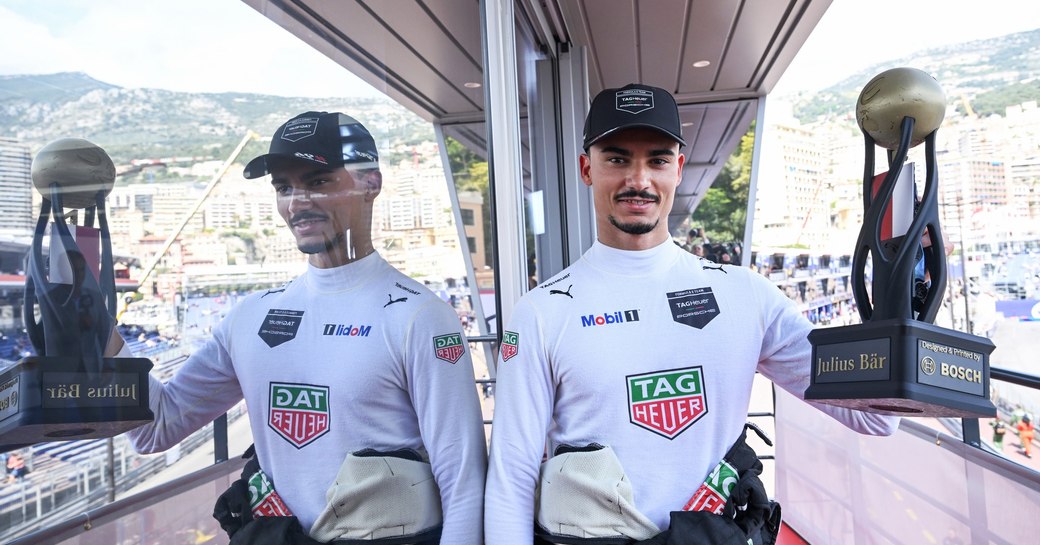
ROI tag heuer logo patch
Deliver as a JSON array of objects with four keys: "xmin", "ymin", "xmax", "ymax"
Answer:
[
  {"xmin": 268, "ymin": 383, "xmax": 329, "ymax": 448},
  {"xmin": 616, "ymin": 88, "xmax": 654, "ymax": 114},
  {"xmin": 280, "ymin": 117, "xmax": 319, "ymax": 142},
  {"xmin": 626, "ymin": 366, "xmax": 707, "ymax": 439},
  {"xmin": 248, "ymin": 468, "xmax": 292, "ymax": 516},
  {"xmin": 258, "ymin": 309, "xmax": 304, "ymax": 348},
  {"xmin": 434, "ymin": 333, "xmax": 465, "ymax": 364},
  {"xmin": 502, "ymin": 331, "xmax": 519, "ymax": 362},
  {"xmin": 667, "ymin": 288, "xmax": 720, "ymax": 329}
]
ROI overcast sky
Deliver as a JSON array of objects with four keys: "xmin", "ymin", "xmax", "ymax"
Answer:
[
  {"xmin": 775, "ymin": 0, "xmax": 1040, "ymax": 94},
  {"xmin": 0, "ymin": 0, "xmax": 380, "ymax": 98},
  {"xmin": 1, "ymin": 0, "xmax": 1039, "ymax": 98}
]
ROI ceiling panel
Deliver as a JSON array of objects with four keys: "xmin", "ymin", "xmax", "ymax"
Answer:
[
  {"xmin": 581, "ymin": 2, "xmax": 641, "ymax": 88},
  {"xmin": 714, "ymin": 0, "xmax": 795, "ymax": 90},
  {"xmin": 360, "ymin": 0, "xmax": 483, "ymax": 92},
  {"xmin": 244, "ymin": 0, "xmax": 828, "ymax": 111},
  {"xmin": 420, "ymin": 0, "xmax": 484, "ymax": 62},
  {"xmin": 676, "ymin": 0, "xmax": 741, "ymax": 92},
  {"xmin": 244, "ymin": 0, "xmax": 827, "ymax": 119},
  {"xmin": 242, "ymin": 0, "xmax": 829, "ymax": 226},
  {"xmin": 635, "ymin": 0, "xmax": 690, "ymax": 88},
  {"xmin": 313, "ymin": 1, "xmax": 481, "ymax": 114}
]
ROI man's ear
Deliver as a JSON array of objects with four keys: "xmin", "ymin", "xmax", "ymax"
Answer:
[
  {"xmin": 362, "ymin": 170, "xmax": 383, "ymax": 200},
  {"xmin": 579, "ymin": 153, "xmax": 592, "ymax": 187}
]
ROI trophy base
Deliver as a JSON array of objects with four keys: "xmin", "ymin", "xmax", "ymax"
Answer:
[
  {"xmin": 0, "ymin": 356, "xmax": 153, "ymax": 448},
  {"xmin": 806, "ymin": 319, "xmax": 996, "ymax": 418}
]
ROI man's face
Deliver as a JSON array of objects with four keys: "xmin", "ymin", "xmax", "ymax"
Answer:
[
  {"xmin": 580, "ymin": 128, "xmax": 685, "ymax": 250},
  {"xmin": 270, "ymin": 159, "xmax": 380, "ymax": 268}
]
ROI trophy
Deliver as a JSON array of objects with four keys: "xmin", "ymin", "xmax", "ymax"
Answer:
[
  {"xmin": 0, "ymin": 138, "xmax": 153, "ymax": 449},
  {"xmin": 805, "ymin": 68, "xmax": 996, "ymax": 417}
]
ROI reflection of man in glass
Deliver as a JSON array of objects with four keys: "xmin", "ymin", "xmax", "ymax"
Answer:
[
  {"xmin": 484, "ymin": 85, "xmax": 900, "ymax": 545},
  {"xmin": 112, "ymin": 112, "xmax": 486, "ymax": 543}
]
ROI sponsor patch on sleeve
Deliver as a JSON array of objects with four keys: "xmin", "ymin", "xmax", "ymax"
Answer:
[
  {"xmin": 433, "ymin": 333, "xmax": 466, "ymax": 364},
  {"xmin": 501, "ymin": 331, "xmax": 519, "ymax": 362}
]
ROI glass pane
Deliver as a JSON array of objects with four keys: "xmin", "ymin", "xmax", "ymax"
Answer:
[
  {"xmin": 1, "ymin": 1, "xmax": 489, "ymax": 541},
  {"xmin": 683, "ymin": 119, "xmax": 755, "ymax": 266}
]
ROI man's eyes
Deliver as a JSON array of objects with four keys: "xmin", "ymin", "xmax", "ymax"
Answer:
[
  {"xmin": 273, "ymin": 179, "xmax": 331, "ymax": 194},
  {"xmin": 605, "ymin": 156, "xmax": 670, "ymax": 166}
]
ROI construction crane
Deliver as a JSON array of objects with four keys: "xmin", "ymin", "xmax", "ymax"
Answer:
[
  {"xmin": 960, "ymin": 94, "xmax": 976, "ymax": 117},
  {"xmin": 117, "ymin": 131, "xmax": 258, "ymax": 318}
]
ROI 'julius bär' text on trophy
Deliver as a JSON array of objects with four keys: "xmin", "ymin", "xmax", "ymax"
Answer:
[
  {"xmin": 805, "ymin": 68, "xmax": 997, "ymax": 417},
  {"xmin": 0, "ymin": 138, "xmax": 153, "ymax": 449}
]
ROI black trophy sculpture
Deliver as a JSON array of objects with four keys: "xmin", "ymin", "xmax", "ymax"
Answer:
[
  {"xmin": 0, "ymin": 138, "xmax": 153, "ymax": 449},
  {"xmin": 805, "ymin": 68, "xmax": 996, "ymax": 417}
]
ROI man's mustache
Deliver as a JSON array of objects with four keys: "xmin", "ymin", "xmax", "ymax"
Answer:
[
  {"xmin": 290, "ymin": 211, "xmax": 329, "ymax": 225},
  {"xmin": 615, "ymin": 189, "xmax": 659, "ymax": 202}
]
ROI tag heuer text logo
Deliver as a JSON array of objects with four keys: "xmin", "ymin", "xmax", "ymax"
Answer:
[
  {"xmin": 626, "ymin": 366, "xmax": 707, "ymax": 439},
  {"xmin": 280, "ymin": 117, "xmax": 319, "ymax": 141},
  {"xmin": 268, "ymin": 383, "xmax": 329, "ymax": 448},
  {"xmin": 616, "ymin": 88, "xmax": 654, "ymax": 114},
  {"xmin": 502, "ymin": 331, "xmax": 519, "ymax": 362},
  {"xmin": 434, "ymin": 333, "xmax": 465, "ymax": 364}
]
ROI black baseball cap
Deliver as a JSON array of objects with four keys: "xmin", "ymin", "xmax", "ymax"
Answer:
[
  {"xmin": 243, "ymin": 111, "xmax": 379, "ymax": 179},
  {"xmin": 582, "ymin": 83, "xmax": 686, "ymax": 150}
]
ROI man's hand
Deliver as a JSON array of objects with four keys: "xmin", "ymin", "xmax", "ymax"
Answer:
[{"xmin": 105, "ymin": 326, "xmax": 126, "ymax": 357}]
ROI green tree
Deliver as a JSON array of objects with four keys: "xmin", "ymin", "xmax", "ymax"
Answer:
[
  {"xmin": 690, "ymin": 124, "xmax": 754, "ymax": 243},
  {"xmin": 970, "ymin": 81, "xmax": 1040, "ymax": 116}
]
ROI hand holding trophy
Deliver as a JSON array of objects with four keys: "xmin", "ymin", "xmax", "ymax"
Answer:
[
  {"xmin": 805, "ymin": 68, "xmax": 997, "ymax": 417},
  {"xmin": 0, "ymin": 138, "xmax": 153, "ymax": 449}
]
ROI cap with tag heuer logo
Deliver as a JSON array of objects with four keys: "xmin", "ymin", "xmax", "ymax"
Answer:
[{"xmin": 583, "ymin": 83, "xmax": 686, "ymax": 150}]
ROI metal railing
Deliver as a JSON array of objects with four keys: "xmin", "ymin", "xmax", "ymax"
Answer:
[{"xmin": 7, "ymin": 332, "xmax": 1038, "ymax": 545}]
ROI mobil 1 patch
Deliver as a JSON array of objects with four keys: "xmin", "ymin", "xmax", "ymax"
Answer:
[
  {"xmin": 259, "ymin": 309, "xmax": 304, "ymax": 348},
  {"xmin": 667, "ymin": 288, "xmax": 720, "ymax": 329}
]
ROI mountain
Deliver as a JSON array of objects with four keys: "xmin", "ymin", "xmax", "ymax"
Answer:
[
  {"xmin": 790, "ymin": 28, "xmax": 1040, "ymax": 123},
  {"xmin": 0, "ymin": 72, "xmax": 433, "ymax": 168},
  {"xmin": 4, "ymin": 26, "xmax": 1039, "ymax": 164},
  {"xmin": 0, "ymin": 72, "xmax": 116, "ymax": 102}
]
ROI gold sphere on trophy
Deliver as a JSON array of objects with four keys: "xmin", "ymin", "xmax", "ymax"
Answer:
[
  {"xmin": 31, "ymin": 137, "xmax": 116, "ymax": 209},
  {"xmin": 855, "ymin": 67, "xmax": 946, "ymax": 150}
]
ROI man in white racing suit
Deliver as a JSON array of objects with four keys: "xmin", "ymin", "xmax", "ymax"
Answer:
[
  {"xmin": 484, "ymin": 84, "xmax": 900, "ymax": 545},
  {"xmin": 115, "ymin": 112, "xmax": 486, "ymax": 544}
]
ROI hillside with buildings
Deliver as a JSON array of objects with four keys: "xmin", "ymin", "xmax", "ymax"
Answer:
[
  {"xmin": 0, "ymin": 74, "xmax": 467, "ymax": 291},
  {"xmin": 0, "ymin": 72, "xmax": 434, "ymax": 167},
  {"xmin": 790, "ymin": 28, "xmax": 1040, "ymax": 123},
  {"xmin": 756, "ymin": 43, "xmax": 1040, "ymax": 260}
]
